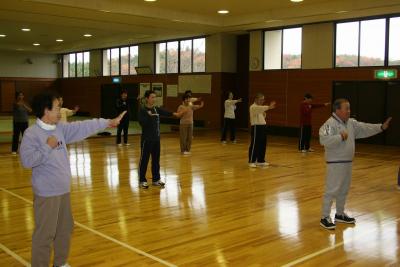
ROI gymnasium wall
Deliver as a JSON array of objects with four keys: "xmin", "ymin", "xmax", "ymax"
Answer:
[
  {"xmin": 249, "ymin": 67, "xmax": 400, "ymax": 136},
  {"xmin": 0, "ymin": 77, "xmax": 58, "ymax": 113},
  {"xmin": 0, "ymin": 50, "xmax": 58, "ymax": 78},
  {"xmin": 58, "ymin": 72, "xmax": 235, "ymax": 128}
]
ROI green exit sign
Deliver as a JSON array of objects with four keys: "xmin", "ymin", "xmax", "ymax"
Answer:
[{"xmin": 374, "ymin": 69, "xmax": 397, "ymax": 80}]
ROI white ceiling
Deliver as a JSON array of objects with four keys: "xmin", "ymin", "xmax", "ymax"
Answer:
[{"xmin": 0, "ymin": 0, "xmax": 399, "ymax": 54}]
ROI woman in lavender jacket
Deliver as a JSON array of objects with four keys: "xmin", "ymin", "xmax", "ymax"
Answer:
[{"xmin": 20, "ymin": 91, "xmax": 125, "ymax": 267}]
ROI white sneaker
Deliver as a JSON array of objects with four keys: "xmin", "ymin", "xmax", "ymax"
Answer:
[
  {"xmin": 117, "ymin": 143, "xmax": 123, "ymax": 147},
  {"xmin": 248, "ymin": 163, "xmax": 257, "ymax": 168},
  {"xmin": 256, "ymin": 162, "xmax": 270, "ymax": 167},
  {"xmin": 124, "ymin": 143, "xmax": 130, "ymax": 146},
  {"xmin": 11, "ymin": 152, "xmax": 17, "ymax": 155},
  {"xmin": 221, "ymin": 141, "xmax": 227, "ymax": 144},
  {"xmin": 301, "ymin": 150, "xmax": 307, "ymax": 153},
  {"xmin": 183, "ymin": 151, "xmax": 191, "ymax": 155},
  {"xmin": 232, "ymin": 140, "xmax": 237, "ymax": 144},
  {"xmin": 308, "ymin": 148, "xmax": 315, "ymax": 152}
]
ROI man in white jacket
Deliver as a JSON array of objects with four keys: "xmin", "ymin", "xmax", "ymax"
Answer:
[{"xmin": 319, "ymin": 98, "xmax": 391, "ymax": 230}]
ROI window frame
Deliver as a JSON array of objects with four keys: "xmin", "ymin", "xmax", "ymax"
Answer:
[
  {"xmin": 62, "ymin": 50, "xmax": 91, "ymax": 78},
  {"xmin": 154, "ymin": 36, "xmax": 206, "ymax": 74},
  {"xmin": 334, "ymin": 14, "xmax": 400, "ymax": 68},
  {"xmin": 262, "ymin": 26, "xmax": 303, "ymax": 70}
]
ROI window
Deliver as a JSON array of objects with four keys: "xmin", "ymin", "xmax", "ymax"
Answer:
[
  {"xmin": 156, "ymin": 43, "xmax": 166, "ymax": 74},
  {"xmin": 110, "ymin": 48, "xmax": 120, "ymax": 76},
  {"xmin": 120, "ymin": 47, "xmax": 129, "ymax": 75},
  {"xmin": 103, "ymin": 49, "xmax": 110, "ymax": 76},
  {"xmin": 156, "ymin": 37, "xmax": 206, "ymax": 74},
  {"xmin": 264, "ymin": 30, "xmax": 282, "ymax": 70},
  {"xmin": 263, "ymin": 27, "xmax": 302, "ymax": 70},
  {"xmin": 103, "ymin": 46, "xmax": 139, "ymax": 76},
  {"xmin": 167, "ymin": 41, "xmax": 178, "ymax": 73},
  {"xmin": 193, "ymin": 38, "xmax": 206, "ymax": 72},
  {"xmin": 335, "ymin": 22, "xmax": 359, "ymax": 67},
  {"xmin": 83, "ymin": 52, "xmax": 90, "ymax": 76},
  {"xmin": 76, "ymin": 52, "xmax": 83, "ymax": 77},
  {"xmin": 389, "ymin": 17, "xmax": 400, "ymax": 66},
  {"xmin": 360, "ymin": 19, "xmax": 386, "ymax": 66},
  {"xmin": 282, "ymin": 28, "xmax": 302, "ymax": 69},
  {"xmin": 130, "ymin": 46, "xmax": 139, "ymax": 74},
  {"xmin": 180, "ymin": 40, "xmax": 192, "ymax": 73},
  {"xmin": 68, "ymin": 53, "xmax": 76, "ymax": 77},
  {"xmin": 62, "ymin": 51, "xmax": 91, "ymax": 78},
  {"xmin": 335, "ymin": 17, "xmax": 397, "ymax": 67}
]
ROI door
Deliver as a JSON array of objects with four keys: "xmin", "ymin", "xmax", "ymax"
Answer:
[
  {"xmin": 101, "ymin": 83, "xmax": 139, "ymax": 120},
  {"xmin": 386, "ymin": 82, "xmax": 400, "ymax": 145}
]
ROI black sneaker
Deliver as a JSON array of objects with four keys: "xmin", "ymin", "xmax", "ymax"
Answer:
[
  {"xmin": 320, "ymin": 217, "xmax": 336, "ymax": 230},
  {"xmin": 335, "ymin": 213, "xmax": 356, "ymax": 224},
  {"xmin": 152, "ymin": 180, "xmax": 165, "ymax": 187},
  {"xmin": 139, "ymin": 182, "xmax": 149, "ymax": 189}
]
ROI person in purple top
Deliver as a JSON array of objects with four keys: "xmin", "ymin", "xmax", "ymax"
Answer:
[{"xmin": 20, "ymin": 91, "xmax": 125, "ymax": 267}]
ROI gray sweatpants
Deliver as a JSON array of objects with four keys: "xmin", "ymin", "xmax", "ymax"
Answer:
[
  {"xmin": 321, "ymin": 162, "xmax": 353, "ymax": 218},
  {"xmin": 32, "ymin": 193, "xmax": 74, "ymax": 267}
]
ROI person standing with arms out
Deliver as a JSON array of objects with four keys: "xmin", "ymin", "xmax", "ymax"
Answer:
[
  {"xmin": 58, "ymin": 97, "xmax": 79, "ymax": 123},
  {"xmin": 178, "ymin": 94, "xmax": 204, "ymax": 155},
  {"xmin": 319, "ymin": 98, "xmax": 391, "ymax": 230},
  {"xmin": 299, "ymin": 93, "xmax": 329, "ymax": 153},
  {"xmin": 12, "ymin": 91, "xmax": 32, "ymax": 154},
  {"xmin": 138, "ymin": 90, "xmax": 184, "ymax": 189},
  {"xmin": 19, "ymin": 91, "xmax": 125, "ymax": 267},
  {"xmin": 248, "ymin": 93, "xmax": 276, "ymax": 168},
  {"xmin": 221, "ymin": 91, "xmax": 242, "ymax": 144},
  {"xmin": 116, "ymin": 90, "xmax": 130, "ymax": 146}
]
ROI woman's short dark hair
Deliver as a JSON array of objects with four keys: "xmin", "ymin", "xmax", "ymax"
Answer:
[
  {"xmin": 333, "ymin": 98, "xmax": 349, "ymax": 112},
  {"xmin": 15, "ymin": 91, "xmax": 23, "ymax": 100},
  {"xmin": 32, "ymin": 91, "xmax": 60, "ymax": 118},
  {"xmin": 304, "ymin": 93, "xmax": 313, "ymax": 100},
  {"xmin": 144, "ymin": 90, "xmax": 156, "ymax": 98},
  {"xmin": 184, "ymin": 90, "xmax": 192, "ymax": 95},
  {"xmin": 182, "ymin": 94, "xmax": 190, "ymax": 101}
]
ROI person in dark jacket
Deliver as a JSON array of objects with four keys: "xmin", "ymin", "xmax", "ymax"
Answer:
[
  {"xmin": 138, "ymin": 90, "xmax": 184, "ymax": 189},
  {"xmin": 116, "ymin": 90, "xmax": 130, "ymax": 146},
  {"xmin": 12, "ymin": 91, "xmax": 32, "ymax": 154}
]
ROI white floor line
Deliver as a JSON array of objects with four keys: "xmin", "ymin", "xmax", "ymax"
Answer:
[
  {"xmin": 281, "ymin": 217, "xmax": 400, "ymax": 267},
  {"xmin": 0, "ymin": 242, "xmax": 31, "ymax": 267},
  {"xmin": 0, "ymin": 187, "xmax": 177, "ymax": 267}
]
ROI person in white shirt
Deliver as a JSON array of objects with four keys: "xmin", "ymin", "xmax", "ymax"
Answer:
[
  {"xmin": 248, "ymin": 93, "xmax": 276, "ymax": 168},
  {"xmin": 58, "ymin": 97, "xmax": 79, "ymax": 123},
  {"xmin": 221, "ymin": 92, "xmax": 242, "ymax": 144}
]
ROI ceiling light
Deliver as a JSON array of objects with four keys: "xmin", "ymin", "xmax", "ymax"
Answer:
[
  {"xmin": 83, "ymin": 34, "xmax": 92, "ymax": 37},
  {"xmin": 21, "ymin": 28, "xmax": 31, "ymax": 32},
  {"xmin": 56, "ymin": 39, "xmax": 63, "ymax": 42},
  {"xmin": 144, "ymin": 0, "xmax": 157, "ymax": 2},
  {"xmin": 218, "ymin": 10, "xmax": 229, "ymax": 14},
  {"xmin": 290, "ymin": 0, "xmax": 303, "ymax": 2},
  {"xmin": 33, "ymin": 43, "xmax": 40, "ymax": 46},
  {"xmin": 0, "ymin": 34, "xmax": 6, "ymax": 37},
  {"xmin": 336, "ymin": 10, "xmax": 348, "ymax": 13},
  {"xmin": 99, "ymin": 9, "xmax": 111, "ymax": 12},
  {"xmin": 265, "ymin": 19, "xmax": 282, "ymax": 23}
]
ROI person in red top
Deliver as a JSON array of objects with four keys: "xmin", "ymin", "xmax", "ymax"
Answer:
[{"xmin": 299, "ymin": 93, "xmax": 329, "ymax": 152}]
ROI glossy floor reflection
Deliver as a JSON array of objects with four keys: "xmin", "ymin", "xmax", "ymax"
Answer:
[{"xmin": 1, "ymin": 131, "xmax": 399, "ymax": 266}]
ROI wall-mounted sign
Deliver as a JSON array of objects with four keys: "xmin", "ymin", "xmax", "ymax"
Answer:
[
  {"xmin": 374, "ymin": 69, "xmax": 397, "ymax": 80},
  {"xmin": 112, "ymin": 77, "xmax": 121, "ymax": 83}
]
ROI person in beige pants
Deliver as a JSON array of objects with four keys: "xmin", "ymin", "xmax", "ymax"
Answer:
[{"xmin": 178, "ymin": 94, "xmax": 204, "ymax": 155}]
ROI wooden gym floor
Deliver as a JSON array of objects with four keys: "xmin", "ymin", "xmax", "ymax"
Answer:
[{"xmin": 1, "ymin": 131, "xmax": 399, "ymax": 267}]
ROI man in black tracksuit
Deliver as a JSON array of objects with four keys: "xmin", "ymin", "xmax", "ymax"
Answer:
[
  {"xmin": 138, "ymin": 90, "xmax": 183, "ymax": 189},
  {"xmin": 116, "ymin": 90, "xmax": 130, "ymax": 145}
]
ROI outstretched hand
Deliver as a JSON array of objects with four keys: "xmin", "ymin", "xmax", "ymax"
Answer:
[
  {"xmin": 382, "ymin": 117, "xmax": 392, "ymax": 130},
  {"xmin": 109, "ymin": 111, "xmax": 127, "ymax": 127},
  {"xmin": 269, "ymin": 101, "xmax": 277, "ymax": 109}
]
